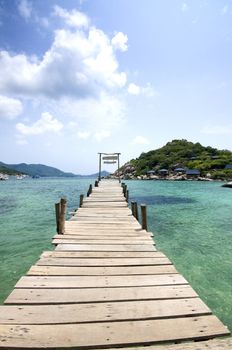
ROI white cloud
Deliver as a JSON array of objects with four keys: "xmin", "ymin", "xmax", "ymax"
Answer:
[
  {"xmin": 94, "ymin": 130, "xmax": 111, "ymax": 142},
  {"xmin": 132, "ymin": 136, "xmax": 150, "ymax": 145},
  {"xmin": 201, "ymin": 125, "xmax": 232, "ymax": 135},
  {"xmin": 58, "ymin": 92, "xmax": 126, "ymax": 132},
  {"xmin": 128, "ymin": 83, "xmax": 140, "ymax": 95},
  {"xmin": 1, "ymin": 6, "xmax": 128, "ymax": 141},
  {"xmin": 0, "ymin": 19, "xmax": 127, "ymax": 99},
  {"xmin": 181, "ymin": 3, "xmax": 188, "ymax": 12},
  {"xmin": 54, "ymin": 5, "xmax": 89, "ymax": 28},
  {"xmin": 77, "ymin": 131, "xmax": 91, "ymax": 139},
  {"xmin": 18, "ymin": 0, "xmax": 32, "ymax": 19},
  {"xmin": 128, "ymin": 82, "xmax": 159, "ymax": 97},
  {"xmin": 221, "ymin": 5, "xmax": 229, "ymax": 15},
  {"xmin": 16, "ymin": 112, "xmax": 63, "ymax": 136},
  {"xmin": 0, "ymin": 95, "xmax": 23, "ymax": 119},
  {"xmin": 142, "ymin": 83, "xmax": 159, "ymax": 97},
  {"xmin": 111, "ymin": 32, "xmax": 128, "ymax": 52}
]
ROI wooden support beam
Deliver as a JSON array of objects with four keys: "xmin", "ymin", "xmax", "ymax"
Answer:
[
  {"xmin": 131, "ymin": 201, "xmax": 138, "ymax": 220},
  {"xmin": 59, "ymin": 198, "xmax": 67, "ymax": 234},
  {"xmin": 141, "ymin": 204, "xmax": 148, "ymax": 231},
  {"xmin": 55, "ymin": 202, "xmax": 61, "ymax": 233},
  {"xmin": 123, "ymin": 184, "xmax": 127, "ymax": 197},
  {"xmin": 126, "ymin": 190, "xmax": 129, "ymax": 203},
  {"xmin": 79, "ymin": 194, "xmax": 84, "ymax": 208},
  {"xmin": 87, "ymin": 184, "xmax": 92, "ymax": 197}
]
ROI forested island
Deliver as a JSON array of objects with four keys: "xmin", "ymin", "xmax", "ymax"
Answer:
[{"xmin": 117, "ymin": 139, "xmax": 232, "ymax": 181}]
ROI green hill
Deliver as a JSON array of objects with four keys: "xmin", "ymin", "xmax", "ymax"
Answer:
[
  {"xmin": 122, "ymin": 139, "xmax": 232, "ymax": 179},
  {"xmin": 0, "ymin": 164, "xmax": 23, "ymax": 175},
  {"xmin": 0, "ymin": 162, "xmax": 76, "ymax": 177},
  {"xmin": 0, "ymin": 161, "xmax": 109, "ymax": 178}
]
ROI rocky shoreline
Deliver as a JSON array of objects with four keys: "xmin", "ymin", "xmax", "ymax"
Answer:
[{"xmin": 110, "ymin": 174, "xmax": 216, "ymax": 181}]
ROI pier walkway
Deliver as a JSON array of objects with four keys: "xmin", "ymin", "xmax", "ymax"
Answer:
[{"xmin": 0, "ymin": 180, "xmax": 231, "ymax": 349}]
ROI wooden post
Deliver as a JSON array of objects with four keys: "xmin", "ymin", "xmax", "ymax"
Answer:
[
  {"xmin": 141, "ymin": 204, "xmax": 148, "ymax": 231},
  {"xmin": 87, "ymin": 184, "xmax": 92, "ymax": 197},
  {"xmin": 131, "ymin": 201, "xmax": 135, "ymax": 217},
  {"xmin": 95, "ymin": 180, "xmax": 98, "ymax": 187},
  {"xmin": 79, "ymin": 194, "xmax": 84, "ymax": 207},
  {"xmin": 117, "ymin": 153, "xmax": 121, "ymax": 183},
  {"xmin": 134, "ymin": 201, "xmax": 139, "ymax": 220},
  {"xmin": 59, "ymin": 198, "xmax": 67, "ymax": 234},
  {"xmin": 123, "ymin": 184, "xmax": 127, "ymax": 197},
  {"xmin": 126, "ymin": 189, "xmax": 129, "ymax": 202},
  {"xmin": 55, "ymin": 202, "xmax": 61, "ymax": 233},
  {"xmin": 98, "ymin": 153, "xmax": 102, "ymax": 181}
]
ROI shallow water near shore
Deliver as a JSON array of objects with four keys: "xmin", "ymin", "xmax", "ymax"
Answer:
[{"xmin": 0, "ymin": 178, "xmax": 231, "ymax": 332}]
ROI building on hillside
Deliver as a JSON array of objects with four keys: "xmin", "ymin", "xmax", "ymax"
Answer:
[
  {"xmin": 159, "ymin": 169, "xmax": 169, "ymax": 176},
  {"xmin": 186, "ymin": 169, "xmax": 200, "ymax": 178},
  {"xmin": 225, "ymin": 164, "xmax": 232, "ymax": 169},
  {"xmin": 174, "ymin": 167, "xmax": 186, "ymax": 174},
  {"xmin": 147, "ymin": 170, "xmax": 156, "ymax": 175}
]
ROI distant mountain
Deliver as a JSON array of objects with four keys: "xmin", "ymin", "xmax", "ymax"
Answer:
[
  {"xmin": 85, "ymin": 171, "xmax": 109, "ymax": 178},
  {"xmin": 0, "ymin": 161, "xmax": 110, "ymax": 178},
  {"xmin": 0, "ymin": 164, "xmax": 23, "ymax": 175},
  {"xmin": 0, "ymin": 162, "xmax": 76, "ymax": 177}
]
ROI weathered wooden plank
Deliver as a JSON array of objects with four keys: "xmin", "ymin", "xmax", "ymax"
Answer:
[
  {"xmin": 72, "ymin": 217, "xmax": 136, "ymax": 221},
  {"xmin": 64, "ymin": 228, "xmax": 145, "ymax": 233},
  {"xmin": 27, "ymin": 264, "xmax": 177, "ymax": 276},
  {"xmin": 0, "ymin": 316, "xmax": 229, "ymax": 348},
  {"xmin": 84, "ymin": 199, "xmax": 125, "ymax": 202},
  {"xmin": 68, "ymin": 222, "xmax": 141, "ymax": 227},
  {"xmin": 105, "ymin": 338, "xmax": 232, "ymax": 350},
  {"xmin": 15, "ymin": 274, "xmax": 187, "ymax": 288},
  {"xmin": 53, "ymin": 234, "xmax": 153, "ymax": 241},
  {"xmin": 55, "ymin": 244, "xmax": 156, "ymax": 251},
  {"xmin": 77, "ymin": 208, "xmax": 131, "ymax": 212},
  {"xmin": 83, "ymin": 202, "xmax": 127, "ymax": 208},
  {"xmin": 41, "ymin": 251, "xmax": 164, "ymax": 258},
  {"xmin": 72, "ymin": 215, "xmax": 133, "ymax": 218},
  {"xmin": 36, "ymin": 257, "xmax": 171, "ymax": 266},
  {"xmin": 62, "ymin": 232, "xmax": 153, "ymax": 237},
  {"xmin": 0, "ymin": 298, "xmax": 211, "ymax": 324},
  {"xmin": 52, "ymin": 238, "xmax": 154, "ymax": 245},
  {"xmin": 5, "ymin": 284, "xmax": 198, "ymax": 305},
  {"xmin": 64, "ymin": 224, "xmax": 143, "ymax": 229}
]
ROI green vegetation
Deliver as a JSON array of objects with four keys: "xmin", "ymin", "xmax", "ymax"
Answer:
[
  {"xmin": 0, "ymin": 161, "xmax": 110, "ymax": 178},
  {"xmin": 0, "ymin": 162, "xmax": 76, "ymax": 177},
  {"xmin": 0, "ymin": 165, "xmax": 22, "ymax": 175},
  {"xmin": 127, "ymin": 139, "xmax": 232, "ymax": 180}
]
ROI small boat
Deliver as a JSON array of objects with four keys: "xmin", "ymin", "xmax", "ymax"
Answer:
[
  {"xmin": 0, "ymin": 174, "xmax": 9, "ymax": 180},
  {"xmin": 222, "ymin": 181, "xmax": 232, "ymax": 188}
]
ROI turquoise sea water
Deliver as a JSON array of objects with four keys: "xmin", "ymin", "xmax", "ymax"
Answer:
[{"xmin": 0, "ymin": 178, "xmax": 231, "ymax": 331}]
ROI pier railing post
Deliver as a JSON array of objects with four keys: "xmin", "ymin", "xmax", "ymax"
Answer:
[
  {"xmin": 123, "ymin": 184, "xmax": 127, "ymax": 197},
  {"xmin": 131, "ymin": 201, "xmax": 136, "ymax": 218},
  {"xmin": 55, "ymin": 202, "xmax": 61, "ymax": 233},
  {"xmin": 79, "ymin": 194, "xmax": 84, "ymax": 207},
  {"xmin": 59, "ymin": 198, "xmax": 67, "ymax": 234},
  {"xmin": 141, "ymin": 204, "xmax": 148, "ymax": 231},
  {"xmin": 126, "ymin": 189, "xmax": 129, "ymax": 202},
  {"xmin": 95, "ymin": 180, "xmax": 99, "ymax": 187},
  {"xmin": 87, "ymin": 184, "xmax": 92, "ymax": 197},
  {"xmin": 131, "ymin": 201, "xmax": 139, "ymax": 220}
]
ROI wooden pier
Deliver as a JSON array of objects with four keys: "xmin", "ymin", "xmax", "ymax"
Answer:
[{"xmin": 0, "ymin": 180, "xmax": 231, "ymax": 349}]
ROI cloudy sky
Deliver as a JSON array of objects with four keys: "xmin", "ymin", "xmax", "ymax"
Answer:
[{"xmin": 0, "ymin": 0, "xmax": 232, "ymax": 174}]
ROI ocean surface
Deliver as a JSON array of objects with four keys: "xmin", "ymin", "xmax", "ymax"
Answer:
[{"xmin": 0, "ymin": 178, "xmax": 231, "ymax": 331}]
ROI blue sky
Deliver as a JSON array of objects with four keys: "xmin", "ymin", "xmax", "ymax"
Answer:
[{"xmin": 0, "ymin": 0, "xmax": 232, "ymax": 174}]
